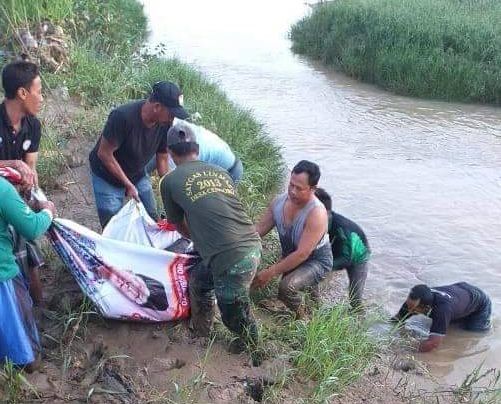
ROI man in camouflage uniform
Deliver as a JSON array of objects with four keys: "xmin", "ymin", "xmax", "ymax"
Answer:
[{"xmin": 159, "ymin": 121, "xmax": 261, "ymax": 354}]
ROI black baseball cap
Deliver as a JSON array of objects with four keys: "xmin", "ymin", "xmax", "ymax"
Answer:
[
  {"xmin": 166, "ymin": 121, "xmax": 197, "ymax": 147},
  {"xmin": 151, "ymin": 81, "xmax": 189, "ymax": 119}
]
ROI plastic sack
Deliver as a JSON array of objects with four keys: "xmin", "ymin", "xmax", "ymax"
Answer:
[
  {"xmin": 102, "ymin": 200, "xmax": 185, "ymax": 250},
  {"xmin": 48, "ymin": 218, "xmax": 193, "ymax": 322},
  {"xmin": 404, "ymin": 314, "xmax": 432, "ymax": 339}
]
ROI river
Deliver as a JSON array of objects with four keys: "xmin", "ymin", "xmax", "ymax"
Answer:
[{"xmin": 142, "ymin": 0, "xmax": 501, "ymax": 386}]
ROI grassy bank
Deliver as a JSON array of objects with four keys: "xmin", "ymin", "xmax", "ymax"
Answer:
[
  {"xmin": 263, "ymin": 305, "xmax": 380, "ymax": 403},
  {"xmin": 290, "ymin": 0, "xmax": 501, "ymax": 104}
]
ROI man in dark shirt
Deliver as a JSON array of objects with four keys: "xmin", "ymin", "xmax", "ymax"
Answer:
[
  {"xmin": 0, "ymin": 61, "xmax": 45, "ymax": 305},
  {"xmin": 392, "ymin": 282, "xmax": 492, "ymax": 352},
  {"xmin": 88, "ymin": 81, "xmax": 188, "ymax": 228},
  {"xmin": 159, "ymin": 121, "xmax": 262, "ymax": 357},
  {"xmin": 315, "ymin": 188, "xmax": 370, "ymax": 309}
]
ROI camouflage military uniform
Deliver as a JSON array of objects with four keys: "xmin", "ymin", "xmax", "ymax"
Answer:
[{"xmin": 189, "ymin": 246, "xmax": 261, "ymax": 345}]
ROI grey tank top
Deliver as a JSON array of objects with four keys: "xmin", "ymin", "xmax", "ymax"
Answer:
[{"xmin": 272, "ymin": 193, "xmax": 329, "ymax": 257}]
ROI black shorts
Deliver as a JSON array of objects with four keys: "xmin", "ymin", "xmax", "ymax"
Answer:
[{"xmin": 462, "ymin": 285, "xmax": 492, "ymax": 332}]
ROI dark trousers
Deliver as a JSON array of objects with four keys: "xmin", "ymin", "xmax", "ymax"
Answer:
[
  {"xmin": 344, "ymin": 262, "xmax": 369, "ymax": 308},
  {"xmin": 461, "ymin": 285, "xmax": 492, "ymax": 331},
  {"xmin": 189, "ymin": 247, "xmax": 260, "ymax": 345},
  {"xmin": 278, "ymin": 244, "xmax": 333, "ymax": 312}
]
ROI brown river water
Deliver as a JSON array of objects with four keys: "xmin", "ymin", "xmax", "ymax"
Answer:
[{"xmin": 142, "ymin": 0, "xmax": 501, "ymax": 385}]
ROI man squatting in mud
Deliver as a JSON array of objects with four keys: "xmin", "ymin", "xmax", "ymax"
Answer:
[{"xmin": 253, "ymin": 160, "xmax": 333, "ymax": 318}]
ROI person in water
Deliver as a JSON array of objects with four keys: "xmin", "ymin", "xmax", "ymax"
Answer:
[
  {"xmin": 253, "ymin": 160, "xmax": 333, "ymax": 318},
  {"xmin": 392, "ymin": 282, "xmax": 492, "ymax": 352},
  {"xmin": 314, "ymin": 187, "xmax": 370, "ymax": 309}
]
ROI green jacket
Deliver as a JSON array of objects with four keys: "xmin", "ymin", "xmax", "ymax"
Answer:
[
  {"xmin": 328, "ymin": 211, "xmax": 370, "ymax": 270},
  {"xmin": 0, "ymin": 177, "xmax": 52, "ymax": 281}
]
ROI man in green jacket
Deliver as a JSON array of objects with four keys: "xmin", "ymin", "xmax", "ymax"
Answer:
[
  {"xmin": 0, "ymin": 177, "xmax": 55, "ymax": 370},
  {"xmin": 315, "ymin": 188, "xmax": 370, "ymax": 309}
]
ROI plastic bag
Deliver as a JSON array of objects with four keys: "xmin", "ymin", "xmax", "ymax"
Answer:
[{"xmin": 102, "ymin": 200, "xmax": 186, "ymax": 250}]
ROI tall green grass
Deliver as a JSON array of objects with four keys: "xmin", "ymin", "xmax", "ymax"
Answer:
[
  {"xmin": 292, "ymin": 306, "xmax": 378, "ymax": 402},
  {"xmin": 0, "ymin": 0, "xmax": 145, "ymax": 55},
  {"xmin": 257, "ymin": 304, "xmax": 381, "ymax": 402},
  {"xmin": 290, "ymin": 0, "xmax": 501, "ymax": 104}
]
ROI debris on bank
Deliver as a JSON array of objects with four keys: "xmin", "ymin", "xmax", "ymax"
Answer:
[{"xmin": 2, "ymin": 21, "xmax": 69, "ymax": 72}]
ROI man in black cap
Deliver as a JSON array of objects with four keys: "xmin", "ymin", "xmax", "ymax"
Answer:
[
  {"xmin": 159, "ymin": 121, "xmax": 262, "ymax": 358},
  {"xmin": 392, "ymin": 282, "xmax": 492, "ymax": 352},
  {"xmin": 89, "ymin": 81, "xmax": 188, "ymax": 227}
]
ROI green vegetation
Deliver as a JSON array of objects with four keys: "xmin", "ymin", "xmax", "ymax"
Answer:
[
  {"xmin": 292, "ymin": 306, "xmax": 378, "ymax": 401},
  {"xmin": 0, "ymin": 361, "xmax": 39, "ymax": 403},
  {"xmin": 290, "ymin": 0, "xmax": 501, "ymax": 104},
  {"xmin": 253, "ymin": 304, "xmax": 382, "ymax": 403}
]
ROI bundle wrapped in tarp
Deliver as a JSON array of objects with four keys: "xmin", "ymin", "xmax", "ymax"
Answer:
[
  {"xmin": 48, "ymin": 217, "xmax": 193, "ymax": 321},
  {"xmin": 1, "ymin": 169, "xmax": 194, "ymax": 322}
]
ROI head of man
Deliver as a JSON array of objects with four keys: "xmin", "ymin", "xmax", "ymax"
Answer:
[
  {"xmin": 2, "ymin": 61, "xmax": 43, "ymax": 115},
  {"xmin": 314, "ymin": 187, "xmax": 332, "ymax": 211},
  {"xmin": 288, "ymin": 160, "xmax": 320, "ymax": 206},
  {"xmin": 147, "ymin": 81, "xmax": 189, "ymax": 125},
  {"xmin": 166, "ymin": 121, "xmax": 199, "ymax": 165},
  {"xmin": 406, "ymin": 284, "xmax": 434, "ymax": 315}
]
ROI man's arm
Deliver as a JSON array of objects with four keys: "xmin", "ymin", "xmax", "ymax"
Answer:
[
  {"xmin": 97, "ymin": 136, "xmax": 138, "ymax": 200},
  {"xmin": 253, "ymin": 205, "xmax": 328, "ymax": 288},
  {"xmin": 156, "ymin": 152, "xmax": 169, "ymax": 177},
  {"xmin": 159, "ymin": 174, "xmax": 186, "ymax": 235},
  {"xmin": 23, "ymin": 152, "xmax": 39, "ymax": 186},
  {"xmin": 391, "ymin": 302, "xmax": 411, "ymax": 323},
  {"xmin": 175, "ymin": 217, "xmax": 191, "ymax": 239},
  {"xmin": 419, "ymin": 335, "xmax": 443, "ymax": 352},
  {"xmin": 255, "ymin": 202, "xmax": 276, "ymax": 238},
  {"xmin": 0, "ymin": 181, "xmax": 54, "ymax": 240},
  {"xmin": 417, "ymin": 308, "xmax": 449, "ymax": 352}
]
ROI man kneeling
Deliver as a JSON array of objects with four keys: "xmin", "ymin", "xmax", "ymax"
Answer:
[{"xmin": 253, "ymin": 160, "xmax": 333, "ymax": 318}]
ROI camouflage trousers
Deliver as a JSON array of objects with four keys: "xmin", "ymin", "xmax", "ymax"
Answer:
[{"xmin": 189, "ymin": 246, "xmax": 261, "ymax": 345}]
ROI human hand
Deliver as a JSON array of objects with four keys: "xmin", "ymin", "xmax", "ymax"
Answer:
[
  {"xmin": 125, "ymin": 183, "xmax": 139, "ymax": 201},
  {"xmin": 13, "ymin": 160, "xmax": 35, "ymax": 189},
  {"xmin": 251, "ymin": 268, "xmax": 275, "ymax": 289},
  {"xmin": 37, "ymin": 200, "xmax": 57, "ymax": 217}
]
